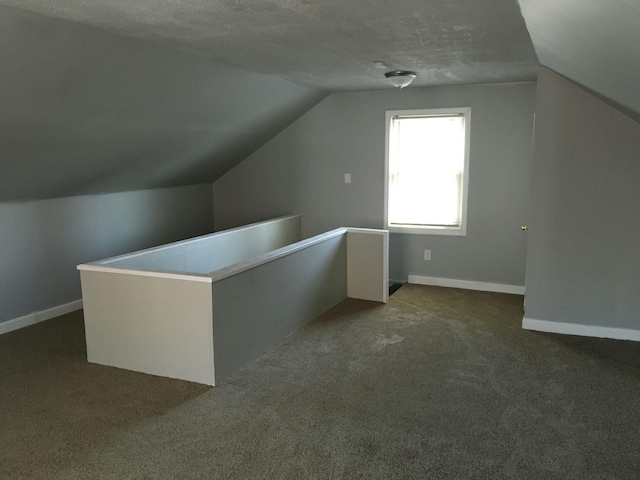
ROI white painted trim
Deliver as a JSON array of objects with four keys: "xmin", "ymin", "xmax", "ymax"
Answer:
[
  {"xmin": 34, "ymin": 299, "xmax": 83, "ymax": 322},
  {"xmin": 0, "ymin": 299, "xmax": 83, "ymax": 336},
  {"xmin": 77, "ymin": 214, "xmax": 303, "ymax": 283},
  {"xmin": 408, "ymin": 275, "xmax": 525, "ymax": 295},
  {"xmin": 346, "ymin": 227, "xmax": 387, "ymax": 235},
  {"xmin": 522, "ymin": 317, "xmax": 640, "ymax": 342},
  {"xmin": 77, "ymin": 264, "xmax": 214, "ymax": 283},
  {"xmin": 209, "ymin": 228, "xmax": 347, "ymax": 282},
  {"xmin": 85, "ymin": 214, "xmax": 301, "ymax": 266},
  {"xmin": 387, "ymin": 225, "xmax": 466, "ymax": 236},
  {"xmin": 78, "ymin": 226, "xmax": 380, "ymax": 285},
  {"xmin": 0, "ymin": 313, "xmax": 36, "ymax": 335}
]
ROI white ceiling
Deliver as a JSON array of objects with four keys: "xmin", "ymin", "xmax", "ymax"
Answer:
[{"xmin": 0, "ymin": 0, "xmax": 539, "ymax": 90}]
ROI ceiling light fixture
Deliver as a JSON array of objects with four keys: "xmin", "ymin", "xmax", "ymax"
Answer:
[{"xmin": 385, "ymin": 70, "xmax": 417, "ymax": 89}]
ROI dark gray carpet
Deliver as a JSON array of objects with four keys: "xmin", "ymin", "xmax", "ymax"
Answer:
[{"xmin": 1, "ymin": 284, "xmax": 639, "ymax": 479}]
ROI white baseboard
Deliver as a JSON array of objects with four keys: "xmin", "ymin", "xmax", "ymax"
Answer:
[
  {"xmin": 407, "ymin": 275, "xmax": 525, "ymax": 295},
  {"xmin": 522, "ymin": 317, "xmax": 640, "ymax": 342},
  {"xmin": 0, "ymin": 299, "xmax": 83, "ymax": 336}
]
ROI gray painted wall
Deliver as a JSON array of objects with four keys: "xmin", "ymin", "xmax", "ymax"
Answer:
[
  {"xmin": 91, "ymin": 215, "xmax": 301, "ymax": 274},
  {"xmin": 525, "ymin": 67, "xmax": 640, "ymax": 330},
  {"xmin": 0, "ymin": 184, "xmax": 213, "ymax": 324},
  {"xmin": 214, "ymin": 83, "xmax": 536, "ymax": 286},
  {"xmin": 212, "ymin": 234, "xmax": 347, "ymax": 383}
]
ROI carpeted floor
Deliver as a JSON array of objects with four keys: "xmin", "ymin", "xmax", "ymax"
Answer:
[{"xmin": 1, "ymin": 284, "xmax": 639, "ymax": 479}]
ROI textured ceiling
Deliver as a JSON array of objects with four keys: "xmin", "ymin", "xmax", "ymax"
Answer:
[
  {"xmin": 0, "ymin": 0, "xmax": 539, "ymax": 90},
  {"xmin": 10, "ymin": 0, "xmax": 640, "ymax": 203}
]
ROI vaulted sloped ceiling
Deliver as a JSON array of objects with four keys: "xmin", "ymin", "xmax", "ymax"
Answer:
[
  {"xmin": 0, "ymin": 6, "xmax": 326, "ymax": 202},
  {"xmin": 2, "ymin": 0, "xmax": 639, "ymax": 204},
  {"xmin": 519, "ymin": 0, "xmax": 640, "ymax": 121},
  {"xmin": 1, "ymin": 0, "xmax": 540, "ymax": 202},
  {"xmin": 16, "ymin": 0, "xmax": 640, "ymax": 201}
]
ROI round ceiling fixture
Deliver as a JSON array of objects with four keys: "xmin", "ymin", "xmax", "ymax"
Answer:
[{"xmin": 384, "ymin": 70, "xmax": 417, "ymax": 89}]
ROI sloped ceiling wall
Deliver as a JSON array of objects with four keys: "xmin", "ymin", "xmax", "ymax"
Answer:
[
  {"xmin": 0, "ymin": 6, "xmax": 326, "ymax": 202},
  {"xmin": 3, "ymin": 0, "xmax": 639, "ymax": 203},
  {"xmin": 519, "ymin": 0, "xmax": 640, "ymax": 120},
  {"xmin": 0, "ymin": 1, "xmax": 541, "ymax": 203}
]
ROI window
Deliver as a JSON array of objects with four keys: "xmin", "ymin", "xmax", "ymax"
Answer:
[{"xmin": 385, "ymin": 108, "xmax": 470, "ymax": 236}]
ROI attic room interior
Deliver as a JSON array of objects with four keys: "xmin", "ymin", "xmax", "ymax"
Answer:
[{"xmin": 1, "ymin": 0, "xmax": 639, "ymax": 477}]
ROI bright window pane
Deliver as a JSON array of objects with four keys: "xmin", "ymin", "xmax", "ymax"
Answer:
[{"xmin": 387, "ymin": 111, "xmax": 469, "ymax": 233}]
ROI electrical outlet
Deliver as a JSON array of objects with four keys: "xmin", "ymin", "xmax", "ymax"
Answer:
[
  {"xmin": 344, "ymin": 173, "xmax": 351, "ymax": 184},
  {"xmin": 424, "ymin": 249, "xmax": 431, "ymax": 261}
]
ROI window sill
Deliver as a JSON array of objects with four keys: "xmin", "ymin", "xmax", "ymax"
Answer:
[{"xmin": 387, "ymin": 225, "xmax": 467, "ymax": 236}]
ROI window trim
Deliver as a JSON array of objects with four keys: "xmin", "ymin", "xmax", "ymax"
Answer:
[{"xmin": 384, "ymin": 107, "xmax": 471, "ymax": 236}]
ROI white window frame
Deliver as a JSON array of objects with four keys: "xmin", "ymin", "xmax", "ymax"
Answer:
[{"xmin": 384, "ymin": 107, "xmax": 471, "ymax": 236}]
